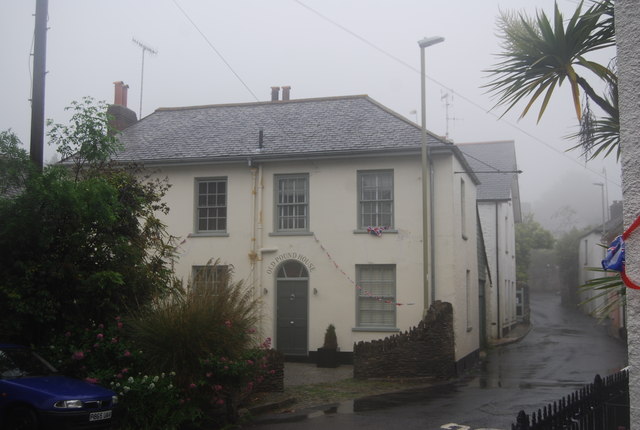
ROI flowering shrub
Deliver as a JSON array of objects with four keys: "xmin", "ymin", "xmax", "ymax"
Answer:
[
  {"xmin": 43, "ymin": 317, "xmax": 137, "ymax": 384},
  {"xmin": 111, "ymin": 372, "xmax": 200, "ymax": 430}
]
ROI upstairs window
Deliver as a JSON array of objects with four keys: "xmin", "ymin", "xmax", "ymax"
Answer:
[
  {"xmin": 275, "ymin": 174, "xmax": 309, "ymax": 232},
  {"xmin": 358, "ymin": 170, "xmax": 393, "ymax": 229},
  {"xmin": 196, "ymin": 178, "xmax": 227, "ymax": 233}
]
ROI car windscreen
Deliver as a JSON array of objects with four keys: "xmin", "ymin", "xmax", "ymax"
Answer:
[{"xmin": 0, "ymin": 348, "xmax": 57, "ymax": 378}]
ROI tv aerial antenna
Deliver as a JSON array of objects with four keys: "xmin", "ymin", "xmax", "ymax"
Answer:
[
  {"xmin": 440, "ymin": 90, "xmax": 461, "ymax": 140},
  {"xmin": 132, "ymin": 38, "xmax": 158, "ymax": 119}
]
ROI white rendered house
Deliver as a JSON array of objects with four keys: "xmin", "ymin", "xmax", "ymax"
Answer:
[
  {"xmin": 458, "ymin": 141, "xmax": 522, "ymax": 341},
  {"xmin": 113, "ymin": 90, "xmax": 481, "ymax": 369}
]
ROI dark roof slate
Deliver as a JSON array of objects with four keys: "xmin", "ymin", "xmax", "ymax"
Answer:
[
  {"xmin": 114, "ymin": 95, "xmax": 448, "ymax": 163},
  {"xmin": 457, "ymin": 141, "xmax": 519, "ymax": 201}
]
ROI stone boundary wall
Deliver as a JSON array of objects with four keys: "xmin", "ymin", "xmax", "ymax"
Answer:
[
  {"xmin": 257, "ymin": 349, "xmax": 284, "ymax": 392},
  {"xmin": 353, "ymin": 300, "xmax": 455, "ymax": 379}
]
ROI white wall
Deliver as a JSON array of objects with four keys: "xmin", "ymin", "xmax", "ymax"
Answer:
[
  {"xmin": 577, "ymin": 231, "xmax": 607, "ymax": 315},
  {"xmin": 616, "ymin": 1, "xmax": 640, "ymax": 425},
  {"xmin": 150, "ymin": 152, "xmax": 478, "ymax": 360},
  {"xmin": 477, "ymin": 197, "xmax": 517, "ymax": 339}
]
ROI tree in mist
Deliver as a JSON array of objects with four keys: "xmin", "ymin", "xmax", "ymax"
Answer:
[
  {"xmin": 554, "ymin": 227, "xmax": 590, "ymax": 305},
  {"xmin": 516, "ymin": 213, "xmax": 555, "ymax": 283},
  {"xmin": 485, "ymin": 0, "xmax": 618, "ymax": 160},
  {"xmin": 0, "ymin": 99, "xmax": 177, "ymax": 344}
]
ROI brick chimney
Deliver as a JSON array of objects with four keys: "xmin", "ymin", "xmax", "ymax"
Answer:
[
  {"xmin": 113, "ymin": 81, "xmax": 129, "ymax": 107},
  {"xmin": 610, "ymin": 200, "xmax": 623, "ymax": 221},
  {"xmin": 282, "ymin": 85, "xmax": 291, "ymax": 101},
  {"xmin": 108, "ymin": 81, "xmax": 137, "ymax": 132},
  {"xmin": 271, "ymin": 86, "xmax": 280, "ymax": 101}
]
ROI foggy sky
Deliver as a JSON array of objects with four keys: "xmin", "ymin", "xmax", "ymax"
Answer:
[{"xmin": 0, "ymin": 0, "xmax": 622, "ymax": 231}]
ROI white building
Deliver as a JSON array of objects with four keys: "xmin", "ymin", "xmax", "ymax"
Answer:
[
  {"xmin": 457, "ymin": 141, "xmax": 522, "ymax": 341},
  {"xmin": 113, "ymin": 90, "xmax": 481, "ymax": 369}
]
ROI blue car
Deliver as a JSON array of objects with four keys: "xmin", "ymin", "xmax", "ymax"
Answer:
[{"xmin": 0, "ymin": 344, "xmax": 118, "ymax": 429}]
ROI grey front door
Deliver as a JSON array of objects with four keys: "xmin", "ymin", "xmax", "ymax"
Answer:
[{"xmin": 276, "ymin": 261, "xmax": 309, "ymax": 356}]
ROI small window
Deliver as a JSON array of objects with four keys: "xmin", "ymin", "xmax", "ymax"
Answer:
[
  {"xmin": 357, "ymin": 170, "xmax": 393, "ymax": 229},
  {"xmin": 195, "ymin": 178, "xmax": 227, "ymax": 233},
  {"xmin": 275, "ymin": 174, "xmax": 309, "ymax": 232},
  {"xmin": 356, "ymin": 265, "xmax": 396, "ymax": 328},
  {"xmin": 191, "ymin": 265, "xmax": 229, "ymax": 294},
  {"xmin": 466, "ymin": 269, "xmax": 472, "ymax": 331}
]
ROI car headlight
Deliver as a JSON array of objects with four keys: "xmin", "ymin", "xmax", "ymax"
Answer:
[
  {"xmin": 112, "ymin": 395, "xmax": 118, "ymax": 405},
  {"xmin": 54, "ymin": 399, "xmax": 84, "ymax": 409}
]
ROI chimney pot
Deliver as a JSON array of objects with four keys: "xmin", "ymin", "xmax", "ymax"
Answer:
[
  {"xmin": 282, "ymin": 85, "xmax": 291, "ymax": 101},
  {"xmin": 113, "ymin": 81, "xmax": 129, "ymax": 107},
  {"xmin": 271, "ymin": 86, "xmax": 280, "ymax": 102}
]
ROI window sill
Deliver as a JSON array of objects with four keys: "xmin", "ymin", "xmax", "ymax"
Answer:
[
  {"xmin": 353, "ymin": 229, "xmax": 398, "ymax": 235},
  {"xmin": 352, "ymin": 327, "xmax": 400, "ymax": 333},
  {"xmin": 269, "ymin": 231, "xmax": 314, "ymax": 237},
  {"xmin": 188, "ymin": 232, "xmax": 230, "ymax": 238}
]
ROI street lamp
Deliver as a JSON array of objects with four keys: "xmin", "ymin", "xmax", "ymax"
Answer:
[
  {"xmin": 593, "ymin": 182, "xmax": 606, "ymax": 237},
  {"xmin": 419, "ymin": 36, "xmax": 444, "ymax": 310}
]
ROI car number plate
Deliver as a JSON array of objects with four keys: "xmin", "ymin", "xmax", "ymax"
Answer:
[{"xmin": 89, "ymin": 410, "xmax": 112, "ymax": 422}]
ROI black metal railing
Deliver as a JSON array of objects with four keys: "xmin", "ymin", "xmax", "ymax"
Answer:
[{"xmin": 512, "ymin": 369, "xmax": 629, "ymax": 430}]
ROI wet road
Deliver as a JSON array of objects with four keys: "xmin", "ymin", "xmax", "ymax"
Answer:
[{"xmin": 251, "ymin": 290, "xmax": 628, "ymax": 430}]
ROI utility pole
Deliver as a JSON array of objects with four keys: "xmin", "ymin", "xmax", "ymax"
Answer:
[
  {"xmin": 30, "ymin": 0, "xmax": 48, "ymax": 172},
  {"xmin": 132, "ymin": 38, "xmax": 157, "ymax": 119}
]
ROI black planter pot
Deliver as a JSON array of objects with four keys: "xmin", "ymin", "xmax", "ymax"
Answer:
[{"xmin": 316, "ymin": 347, "xmax": 339, "ymax": 368}]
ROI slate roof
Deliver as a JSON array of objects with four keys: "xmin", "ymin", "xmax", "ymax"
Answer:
[
  {"xmin": 114, "ymin": 95, "xmax": 461, "ymax": 165},
  {"xmin": 457, "ymin": 141, "xmax": 522, "ymax": 221}
]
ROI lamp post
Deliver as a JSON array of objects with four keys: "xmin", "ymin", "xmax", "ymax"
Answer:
[
  {"xmin": 593, "ymin": 182, "xmax": 606, "ymax": 237},
  {"xmin": 418, "ymin": 36, "xmax": 444, "ymax": 310}
]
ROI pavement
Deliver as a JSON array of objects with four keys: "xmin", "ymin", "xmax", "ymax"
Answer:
[{"xmin": 245, "ymin": 322, "xmax": 532, "ymax": 425}]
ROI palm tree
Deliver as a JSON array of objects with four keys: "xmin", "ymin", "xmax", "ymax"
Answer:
[{"xmin": 484, "ymin": 0, "xmax": 618, "ymax": 159}]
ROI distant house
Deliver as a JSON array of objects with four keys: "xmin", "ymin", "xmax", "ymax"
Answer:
[
  {"xmin": 577, "ymin": 201, "xmax": 625, "ymax": 338},
  {"xmin": 113, "ymin": 86, "xmax": 482, "ymax": 369},
  {"xmin": 457, "ymin": 141, "xmax": 522, "ymax": 341}
]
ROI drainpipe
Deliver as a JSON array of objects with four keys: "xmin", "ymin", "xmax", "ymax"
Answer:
[
  {"xmin": 430, "ymin": 156, "xmax": 436, "ymax": 303},
  {"xmin": 495, "ymin": 202, "xmax": 501, "ymax": 339},
  {"xmin": 256, "ymin": 163, "xmax": 265, "ymax": 292},
  {"xmin": 249, "ymin": 162, "xmax": 258, "ymax": 295}
]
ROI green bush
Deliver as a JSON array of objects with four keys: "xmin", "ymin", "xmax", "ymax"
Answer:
[
  {"xmin": 127, "ymin": 263, "xmax": 270, "ymax": 424},
  {"xmin": 111, "ymin": 373, "xmax": 201, "ymax": 430}
]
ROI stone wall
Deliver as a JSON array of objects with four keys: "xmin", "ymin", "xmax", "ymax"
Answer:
[
  {"xmin": 353, "ymin": 300, "xmax": 456, "ymax": 380},
  {"xmin": 256, "ymin": 349, "xmax": 284, "ymax": 392}
]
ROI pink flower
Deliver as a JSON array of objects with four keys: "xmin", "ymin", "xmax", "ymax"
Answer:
[
  {"xmin": 123, "ymin": 350, "xmax": 131, "ymax": 357},
  {"xmin": 117, "ymin": 322, "xmax": 123, "ymax": 329},
  {"xmin": 246, "ymin": 328, "xmax": 256, "ymax": 334},
  {"xmin": 71, "ymin": 351, "xmax": 84, "ymax": 360},
  {"xmin": 269, "ymin": 370, "xmax": 276, "ymax": 375},
  {"xmin": 216, "ymin": 398, "xmax": 225, "ymax": 405},
  {"xmin": 247, "ymin": 360, "xmax": 254, "ymax": 365},
  {"xmin": 85, "ymin": 377, "xmax": 99, "ymax": 384},
  {"xmin": 64, "ymin": 331, "xmax": 71, "ymax": 337},
  {"xmin": 115, "ymin": 316, "xmax": 121, "ymax": 321},
  {"xmin": 247, "ymin": 382, "xmax": 254, "ymax": 390},
  {"xmin": 121, "ymin": 368, "xmax": 129, "ymax": 374},
  {"xmin": 224, "ymin": 320, "xmax": 232, "ymax": 328},
  {"xmin": 116, "ymin": 373, "xmax": 123, "ymax": 379},
  {"xmin": 111, "ymin": 337, "xmax": 118, "ymax": 343},
  {"xmin": 189, "ymin": 383, "xmax": 197, "ymax": 389},
  {"xmin": 224, "ymin": 366, "xmax": 229, "ymax": 371},
  {"xmin": 214, "ymin": 385, "xmax": 223, "ymax": 392},
  {"xmin": 206, "ymin": 372, "xmax": 213, "ymax": 378},
  {"xmin": 98, "ymin": 324, "xmax": 104, "ymax": 329},
  {"xmin": 96, "ymin": 333, "xmax": 104, "ymax": 340}
]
